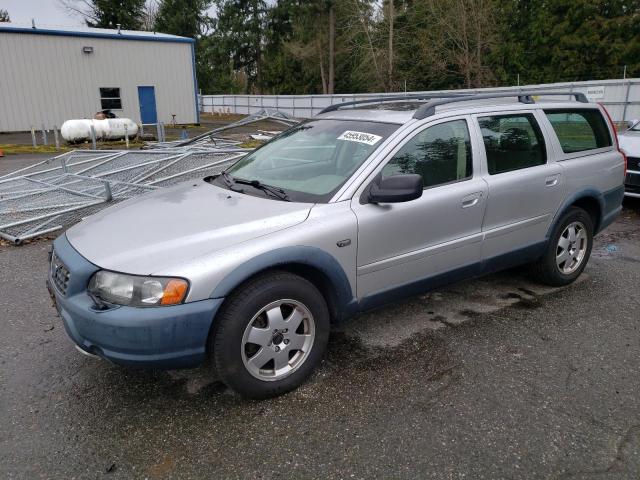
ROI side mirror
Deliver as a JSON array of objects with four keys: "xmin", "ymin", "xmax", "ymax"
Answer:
[{"xmin": 367, "ymin": 174, "xmax": 423, "ymax": 204}]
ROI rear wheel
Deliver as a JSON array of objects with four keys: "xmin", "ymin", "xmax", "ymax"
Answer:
[
  {"xmin": 211, "ymin": 271, "xmax": 330, "ymax": 399},
  {"xmin": 531, "ymin": 207, "xmax": 593, "ymax": 286}
]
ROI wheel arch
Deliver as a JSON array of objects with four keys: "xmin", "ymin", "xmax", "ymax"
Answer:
[
  {"xmin": 209, "ymin": 246, "xmax": 356, "ymax": 324},
  {"xmin": 547, "ymin": 188, "xmax": 604, "ymax": 238},
  {"xmin": 570, "ymin": 196, "xmax": 602, "ymax": 232}
]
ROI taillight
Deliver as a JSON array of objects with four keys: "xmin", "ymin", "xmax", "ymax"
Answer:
[{"xmin": 598, "ymin": 102, "xmax": 627, "ymax": 174}]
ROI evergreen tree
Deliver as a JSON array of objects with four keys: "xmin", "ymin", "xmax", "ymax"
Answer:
[
  {"xmin": 495, "ymin": 0, "xmax": 640, "ymax": 84},
  {"xmin": 200, "ymin": 0, "xmax": 640, "ymax": 94},
  {"xmin": 212, "ymin": 0, "xmax": 267, "ymax": 93},
  {"xmin": 154, "ymin": 0, "xmax": 213, "ymax": 94},
  {"xmin": 0, "ymin": 9, "xmax": 10, "ymax": 22},
  {"xmin": 154, "ymin": 0, "xmax": 212, "ymax": 38},
  {"xmin": 61, "ymin": 0, "xmax": 146, "ymax": 30}
]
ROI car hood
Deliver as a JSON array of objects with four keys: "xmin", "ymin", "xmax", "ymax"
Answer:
[
  {"xmin": 619, "ymin": 131, "xmax": 640, "ymax": 155},
  {"xmin": 66, "ymin": 180, "xmax": 312, "ymax": 274}
]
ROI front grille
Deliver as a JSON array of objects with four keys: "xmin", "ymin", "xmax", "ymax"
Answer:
[
  {"xmin": 50, "ymin": 252, "xmax": 71, "ymax": 296},
  {"xmin": 628, "ymin": 157, "xmax": 640, "ymax": 172},
  {"xmin": 626, "ymin": 171, "xmax": 640, "ymax": 187}
]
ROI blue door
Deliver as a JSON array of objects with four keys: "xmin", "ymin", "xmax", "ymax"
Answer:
[{"xmin": 138, "ymin": 86, "xmax": 157, "ymax": 124}]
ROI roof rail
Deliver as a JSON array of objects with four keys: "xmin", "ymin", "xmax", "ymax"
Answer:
[
  {"xmin": 318, "ymin": 93, "xmax": 465, "ymax": 114},
  {"xmin": 413, "ymin": 91, "xmax": 589, "ymax": 119}
]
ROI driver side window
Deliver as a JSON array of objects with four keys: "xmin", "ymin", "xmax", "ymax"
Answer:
[{"xmin": 382, "ymin": 119, "xmax": 473, "ymax": 188}]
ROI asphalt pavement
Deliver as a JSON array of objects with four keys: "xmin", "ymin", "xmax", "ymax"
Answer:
[
  {"xmin": 0, "ymin": 153, "xmax": 55, "ymax": 176},
  {"xmin": 1, "ymin": 199, "xmax": 639, "ymax": 479}
]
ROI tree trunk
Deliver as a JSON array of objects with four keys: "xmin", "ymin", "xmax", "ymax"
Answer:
[
  {"xmin": 318, "ymin": 39, "xmax": 328, "ymax": 94},
  {"xmin": 253, "ymin": 0, "xmax": 263, "ymax": 94},
  {"xmin": 328, "ymin": 4, "xmax": 335, "ymax": 95},
  {"xmin": 256, "ymin": 53, "xmax": 263, "ymax": 94},
  {"xmin": 388, "ymin": 0, "xmax": 394, "ymax": 91}
]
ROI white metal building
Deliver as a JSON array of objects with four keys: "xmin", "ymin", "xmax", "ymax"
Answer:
[{"xmin": 0, "ymin": 23, "xmax": 199, "ymax": 132}]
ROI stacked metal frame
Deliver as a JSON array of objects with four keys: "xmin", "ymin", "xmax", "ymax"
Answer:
[
  {"xmin": 0, "ymin": 148, "xmax": 249, "ymax": 244},
  {"xmin": 0, "ymin": 110, "xmax": 301, "ymax": 245}
]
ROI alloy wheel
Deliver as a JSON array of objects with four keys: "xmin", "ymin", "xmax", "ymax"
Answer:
[
  {"xmin": 556, "ymin": 221, "xmax": 588, "ymax": 274},
  {"xmin": 241, "ymin": 299, "xmax": 315, "ymax": 381}
]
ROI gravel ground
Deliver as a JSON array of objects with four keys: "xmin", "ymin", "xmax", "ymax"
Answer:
[{"xmin": 1, "ymin": 198, "xmax": 639, "ymax": 479}]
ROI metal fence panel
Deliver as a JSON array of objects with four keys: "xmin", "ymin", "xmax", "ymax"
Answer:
[
  {"xmin": 0, "ymin": 110, "xmax": 301, "ymax": 244},
  {"xmin": 200, "ymin": 79, "xmax": 640, "ymax": 121}
]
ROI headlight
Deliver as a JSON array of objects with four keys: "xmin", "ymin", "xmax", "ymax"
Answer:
[{"xmin": 88, "ymin": 271, "xmax": 189, "ymax": 307}]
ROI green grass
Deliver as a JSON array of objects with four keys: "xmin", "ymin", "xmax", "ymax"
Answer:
[
  {"xmin": 0, "ymin": 139, "xmax": 150, "ymax": 155},
  {"xmin": 0, "ymin": 144, "xmax": 72, "ymax": 155},
  {"xmin": 238, "ymin": 139, "xmax": 266, "ymax": 149}
]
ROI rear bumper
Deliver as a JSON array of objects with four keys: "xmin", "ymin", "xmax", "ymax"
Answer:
[{"xmin": 49, "ymin": 234, "xmax": 222, "ymax": 369}]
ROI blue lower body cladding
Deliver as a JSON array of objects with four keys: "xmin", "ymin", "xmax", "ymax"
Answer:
[
  {"xmin": 49, "ymin": 234, "xmax": 221, "ymax": 369},
  {"xmin": 599, "ymin": 185, "xmax": 625, "ymax": 232}
]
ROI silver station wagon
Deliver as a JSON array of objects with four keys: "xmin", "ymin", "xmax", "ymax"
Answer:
[{"xmin": 48, "ymin": 92, "xmax": 626, "ymax": 398}]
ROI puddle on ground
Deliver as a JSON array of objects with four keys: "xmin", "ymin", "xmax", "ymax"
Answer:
[{"xmin": 341, "ymin": 271, "xmax": 586, "ymax": 348}]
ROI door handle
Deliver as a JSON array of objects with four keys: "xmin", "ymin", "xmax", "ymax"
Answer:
[
  {"xmin": 462, "ymin": 198, "xmax": 479, "ymax": 208},
  {"xmin": 461, "ymin": 192, "xmax": 482, "ymax": 208},
  {"xmin": 545, "ymin": 175, "xmax": 560, "ymax": 187}
]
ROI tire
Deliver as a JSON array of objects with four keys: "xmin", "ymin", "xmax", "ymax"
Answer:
[
  {"xmin": 211, "ymin": 271, "xmax": 330, "ymax": 399},
  {"xmin": 531, "ymin": 206, "xmax": 593, "ymax": 287}
]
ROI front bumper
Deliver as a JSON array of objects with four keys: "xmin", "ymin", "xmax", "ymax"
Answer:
[
  {"xmin": 48, "ymin": 234, "xmax": 222, "ymax": 369},
  {"xmin": 625, "ymin": 170, "xmax": 640, "ymax": 198}
]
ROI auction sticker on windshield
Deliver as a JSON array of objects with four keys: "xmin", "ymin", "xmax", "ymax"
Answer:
[{"xmin": 337, "ymin": 131, "xmax": 383, "ymax": 145}]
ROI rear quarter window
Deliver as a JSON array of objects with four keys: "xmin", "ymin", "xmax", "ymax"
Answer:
[{"xmin": 544, "ymin": 109, "xmax": 612, "ymax": 154}]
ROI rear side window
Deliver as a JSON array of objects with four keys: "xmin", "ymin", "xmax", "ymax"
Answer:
[
  {"xmin": 544, "ymin": 109, "xmax": 612, "ymax": 153},
  {"xmin": 478, "ymin": 114, "xmax": 546, "ymax": 175},
  {"xmin": 382, "ymin": 119, "xmax": 472, "ymax": 188}
]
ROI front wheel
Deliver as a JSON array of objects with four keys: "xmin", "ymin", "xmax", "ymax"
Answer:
[
  {"xmin": 531, "ymin": 207, "xmax": 593, "ymax": 287},
  {"xmin": 211, "ymin": 271, "xmax": 330, "ymax": 399}
]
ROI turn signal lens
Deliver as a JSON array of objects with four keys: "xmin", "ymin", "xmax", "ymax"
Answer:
[{"xmin": 160, "ymin": 279, "xmax": 189, "ymax": 305}]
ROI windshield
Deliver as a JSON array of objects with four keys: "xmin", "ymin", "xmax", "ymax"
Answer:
[{"xmin": 216, "ymin": 119, "xmax": 399, "ymax": 202}]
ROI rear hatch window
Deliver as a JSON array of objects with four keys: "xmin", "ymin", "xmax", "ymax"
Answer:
[{"xmin": 544, "ymin": 109, "xmax": 612, "ymax": 153}]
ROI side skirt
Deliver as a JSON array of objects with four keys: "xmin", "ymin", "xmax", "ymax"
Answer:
[{"xmin": 354, "ymin": 241, "xmax": 547, "ymax": 315}]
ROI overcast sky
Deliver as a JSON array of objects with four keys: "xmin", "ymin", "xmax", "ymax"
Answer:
[
  {"xmin": 0, "ymin": 0, "xmax": 78, "ymax": 26},
  {"xmin": 0, "ymin": 0, "xmax": 217, "ymax": 28}
]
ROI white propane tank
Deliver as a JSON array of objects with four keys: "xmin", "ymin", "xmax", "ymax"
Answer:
[{"xmin": 61, "ymin": 118, "xmax": 139, "ymax": 142}]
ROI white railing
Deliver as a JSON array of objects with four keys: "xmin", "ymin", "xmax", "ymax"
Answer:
[{"xmin": 200, "ymin": 79, "xmax": 640, "ymax": 122}]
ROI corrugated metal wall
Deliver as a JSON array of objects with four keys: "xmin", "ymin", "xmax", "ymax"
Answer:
[
  {"xmin": 200, "ymin": 79, "xmax": 640, "ymax": 122},
  {"xmin": 0, "ymin": 32, "xmax": 197, "ymax": 131}
]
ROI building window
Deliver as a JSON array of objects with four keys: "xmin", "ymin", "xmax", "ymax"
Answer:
[{"xmin": 100, "ymin": 88, "xmax": 122, "ymax": 110}]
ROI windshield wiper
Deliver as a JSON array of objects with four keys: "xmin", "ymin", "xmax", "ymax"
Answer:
[
  {"xmin": 238, "ymin": 179, "xmax": 291, "ymax": 201},
  {"xmin": 219, "ymin": 171, "xmax": 290, "ymax": 201},
  {"xmin": 218, "ymin": 171, "xmax": 245, "ymax": 193},
  {"xmin": 220, "ymin": 171, "xmax": 237, "ymax": 188}
]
